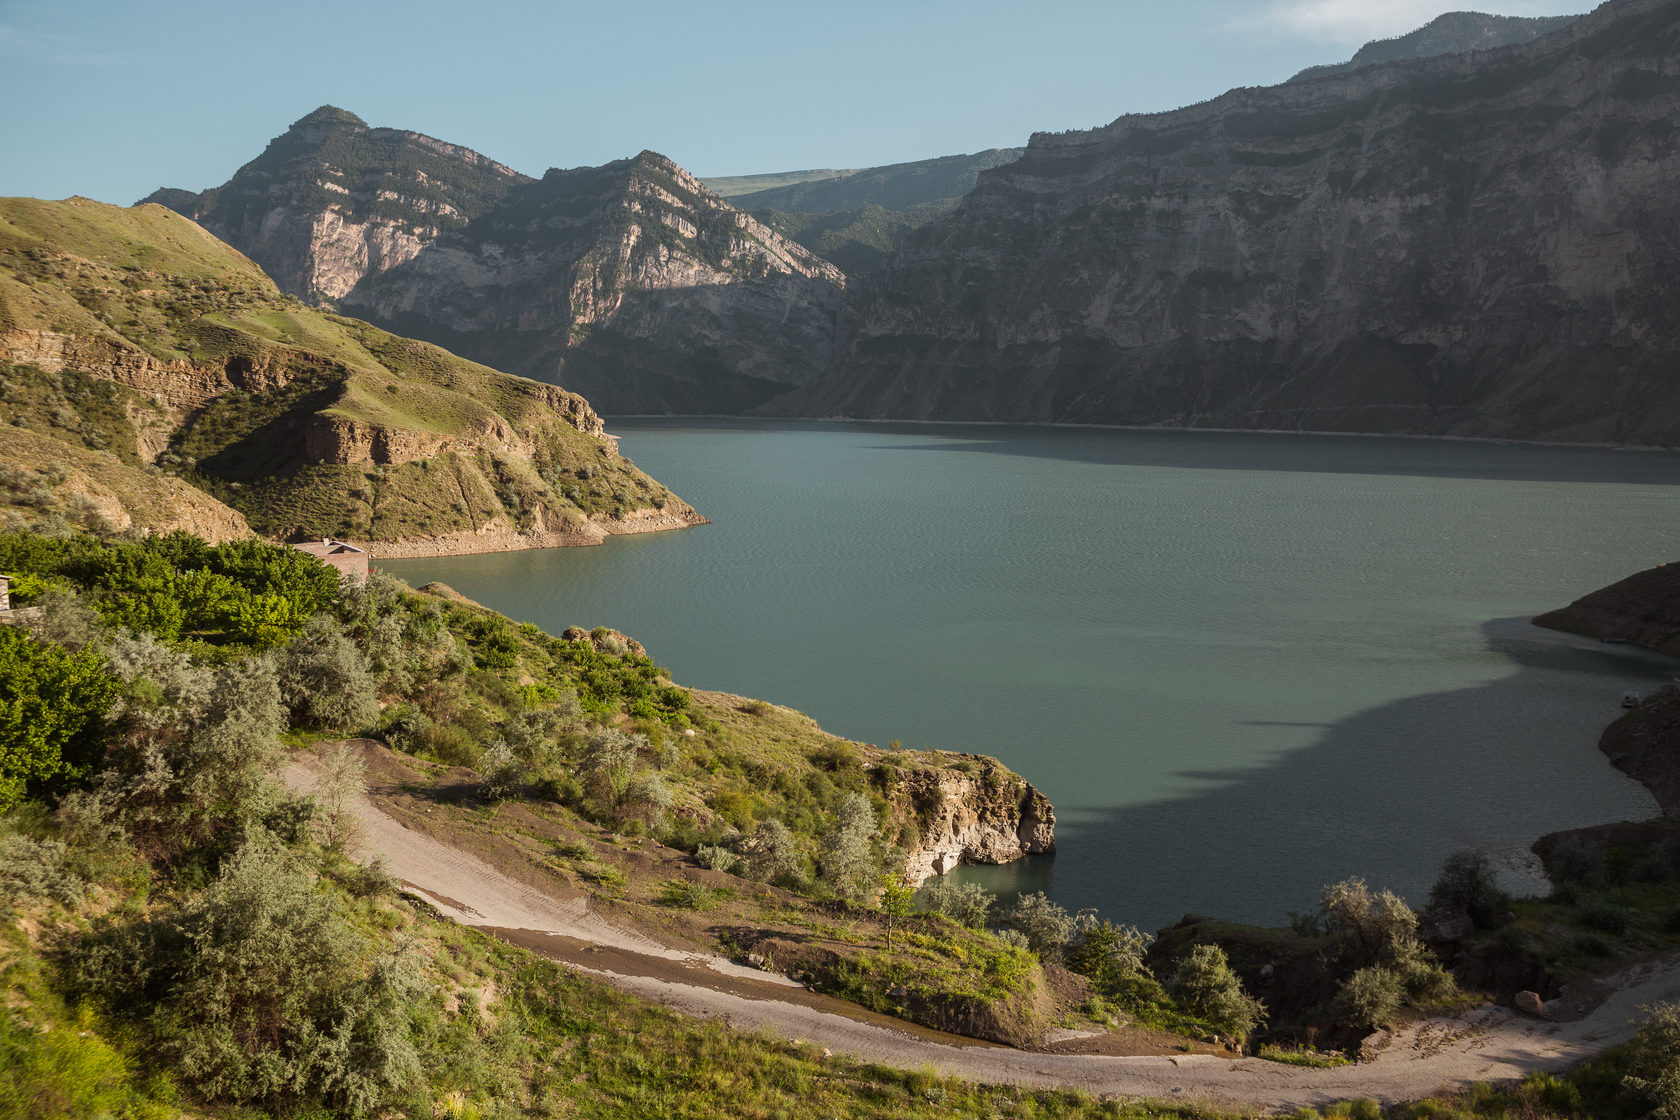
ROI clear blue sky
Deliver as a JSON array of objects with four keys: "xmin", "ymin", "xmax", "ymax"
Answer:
[{"xmin": 0, "ymin": 0, "xmax": 1592, "ymax": 204}]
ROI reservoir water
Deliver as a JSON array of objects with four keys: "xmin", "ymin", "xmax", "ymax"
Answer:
[{"xmin": 381, "ymin": 421, "xmax": 1680, "ymax": 933}]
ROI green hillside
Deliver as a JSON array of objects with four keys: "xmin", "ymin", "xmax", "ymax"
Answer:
[
  {"xmin": 699, "ymin": 166, "xmax": 855, "ymax": 198},
  {"xmin": 0, "ymin": 197, "xmax": 693, "ymax": 546}
]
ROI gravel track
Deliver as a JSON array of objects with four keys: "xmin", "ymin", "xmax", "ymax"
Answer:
[{"xmin": 285, "ymin": 758, "xmax": 1680, "ymax": 1111}]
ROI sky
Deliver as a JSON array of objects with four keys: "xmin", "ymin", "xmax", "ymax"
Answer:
[{"xmin": 0, "ymin": 0, "xmax": 1595, "ymax": 205}]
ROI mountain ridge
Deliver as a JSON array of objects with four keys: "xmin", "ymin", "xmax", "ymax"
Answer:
[
  {"xmin": 775, "ymin": 0, "xmax": 1680, "ymax": 447},
  {"xmin": 144, "ymin": 110, "xmax": 847, "ymax": 415},
  {"xmin": 0, "ymin": 195, "xmax": 700, "ymax": 552}
]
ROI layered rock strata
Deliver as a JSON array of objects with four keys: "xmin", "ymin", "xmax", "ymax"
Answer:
[
  {"xmin": 793, "ymin": 0, "xmax": 1680, "ymax": 446},
  {"xmin": 147, "ymin": 110, "xmax": 847, "ymax": 414},
  {"xmin": 898, "ymin": 758, "xmax": 1057, "ymax": 885}
]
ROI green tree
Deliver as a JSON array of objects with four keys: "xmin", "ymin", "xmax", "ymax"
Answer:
[
  {"xmin": 999, "ymin": 891, "xmax": 1078, "ymax": 964},
  {"xmin": 1167, "ymin": 944, "xmax": 1266, "ymax": 1046},
  {"xmin": 0, "ymin": 625, "xmax": 119, "ymax": 810},
  {"xmin": 919, "ymin": 878, "xmax": 995, "ymax": 929},
  {"xmin": 276, "ymin": 615, "xmax": 379, "ymax": 732},
  {"xmin": 818, "ymin": 792, "xmax": 877, "ymax": 903},
  {"xmin": 1332, "ymin": 966, "xmax": 1404, "ymax": 1033},
  {"xmin": 879, "ymin": 871, "xmax": 916, "ymax": 951},
  {"xmin": 741, "ymin": 819, "xmax": 801, "ymax": 885}
]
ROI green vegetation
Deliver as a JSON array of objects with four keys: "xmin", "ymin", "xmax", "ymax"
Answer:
[
  {"xmin": 0, "ymin": 525, "xmax": 1256, "ymax": 1116},
  {"xmin": 4, "ymin": 525, "xmax": 1674, "ymax": 1116},
  {"xmin": 0, "ymin": 195, "xmax": 689, "ymax": 543},
  {"xmin": 756, "ymin": 204, "xmax": 930, "ymax": 274}
]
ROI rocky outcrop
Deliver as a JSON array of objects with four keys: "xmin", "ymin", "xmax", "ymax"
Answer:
[
  {"xmin": 143, "ymin": 106, "xmax": 528, "ymax": 303},
  {"xmin": 896, "ymin": 756, "xmax": 1056, "ymax": 885},
  {"xmin": 331, "ymin": 507, "xmax": 709, "ymax": 559},
  {"xmin": 1, "ymin": 329, "xmax": 296, "ymax": 420},
  {"xmin": 147, "ymin": 110, "xmax": 848, "ymax": 415},
  {"xmin": 1, "ymin": 197, "xmax": 700, "ymax": 557},
  {"xmin": 1534, "ymin": 561, "xmax": 1680, "ymax": 656},
  {"xmin": 790, "ymin": 0, "xmax": 1680, "ymax": 446}
]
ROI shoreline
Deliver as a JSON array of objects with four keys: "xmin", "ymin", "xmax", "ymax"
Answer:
[
  {"xmin": 332, "ymin": 506, "xmax": 709, "ymax": 561},
  {"xmin": 603, "ymin": 412, "xmax": 1680, "ymax": 454}
]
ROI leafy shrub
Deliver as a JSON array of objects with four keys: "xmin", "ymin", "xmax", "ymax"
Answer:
[
  {"xmin": 1623, "ymin": 1002, "xmax": 1680, "ymax": 1120},
  {"xmin": 1066, "ymin": 916, "xmax": 1155, "ymax": 999},
  {"xmin": 1167, "ymin": 944, "xmax": 1266, "ymax": 1044},
  {"xmin": 477, "ymin": 740, "xmax": 522, "ymax": 802},
  {"xmin": 0, "ymin": 622, "xmax": 120, "ymax": 811},
  {"xmin": 659, "ymin": 880, "xmax": 725, "ymax": 911},
  {"xmin": 741, "ymin": 819, "xmax": 801, "ymax": 885},
  {"xmin": 97, "ymin": 655, "xmax": 287, "ymax": 854},
  {"xmin": 80, "ymin": 842, "xmax": 423, "ymax": 1113},
  {"xmin": 818, "ymin": 792, "xmax": 877, "ymax": 902},
  {"xmin": 998, "ymin": 891, "xmax": 1077, "ymax": 964},
  {"xmin": 580, "ymin": 729, "xmax": 638, "ymax": 811},
  {"xmin": 1320, "ymin": 877, "xmax": 1419, "ymax": 968},
  {"xmin": 1428, "ymin": 849, "xmax": 1510, "ymax": 928},
  {"xmin": 918, "ymin": 878, "xmax": 995, "ymax": 929},
  {"xmin": 1332, "ymin": 965, "xmax": 1404, "ymax": 1032},
  {"xmin": 275, "ymin": 615, "xmax": 379, "ymax": 732},
  {"xmin": 0, "ymin": 833, "xmax": 85, "ymax": 906},
  {"xmin": 416, "ymin": 723, "xmax": 477, "ymax": 767},
  {"xmin": 1577, "ymin": 897, "xmax": 1633, "ymax": 936},
  {"xmin": 694, "ymin": 843, "xmax": 738, "ymax": 872}
]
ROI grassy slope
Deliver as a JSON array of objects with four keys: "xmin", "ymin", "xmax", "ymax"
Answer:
[
  {"xmin": 0, "ymin": 197, "xmax": 690, "ymax": 542},
  {"xmin": 699, "ymin": 167, "xmax": 855, "ymax": 199}
]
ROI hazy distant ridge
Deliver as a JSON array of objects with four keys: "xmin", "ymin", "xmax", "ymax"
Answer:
[{"xmin": 1290, "ymin": 10, "xmax": 1579, "ymax": 81}]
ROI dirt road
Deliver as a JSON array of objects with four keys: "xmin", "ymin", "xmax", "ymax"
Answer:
[{"xmin": 285, "ymin": 758, "xmax": 1680, "ymax": 1111}]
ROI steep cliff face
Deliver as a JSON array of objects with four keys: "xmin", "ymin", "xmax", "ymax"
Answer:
[
  {"xmin": 147, "ymin": 111, "xmax": 847, "ymax": 415},
  {"xmin": 793, "ymin": 0, "xmax": 1680, "ymax": 446},
  {"xmin": 893, "ymin": 757, "xmax": 1056, "ymax": 886},
  {"xmin": 143, "ymin": 106, "xmax": 529, "ymax": 303}
]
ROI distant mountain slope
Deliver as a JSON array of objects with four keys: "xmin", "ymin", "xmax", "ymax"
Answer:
[
  {"xmin": 778, "ymin": 0, "xmax": 1680, "ymax": 447},
  {"xmin": 728, "ymin": 150, "xmax": 1025, "ymax": 214},
  {"xmin": 709, "ymin": 149, "xmax": 1025, "ymax": 276},
  {"xmin": 0, "ymin": 197, "xmax": 698, "ymax": 552},
  {"xmin": 701, "ymin": 167, "xmax": 857, "ymax": 198},
  {"xmin": 143, "ymin": 109, "xmax": 846, "ymax": 415},
  {"xmin": 1292, "ymin": 11, "xmax": 1579, "ymax": 81}
]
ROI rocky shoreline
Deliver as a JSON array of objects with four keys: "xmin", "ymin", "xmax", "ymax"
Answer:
[{"xmin": 342, "ymin": 505, "xmax": 709, "ymax": 560}]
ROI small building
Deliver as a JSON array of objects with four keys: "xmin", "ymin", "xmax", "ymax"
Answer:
[
  {"xmin": 0, "ymin": 574, "xmax": 11, "ymax": 613},
  {"xmin": 290, "ymin": 539, "xmax": 369, "ymax": 582}
]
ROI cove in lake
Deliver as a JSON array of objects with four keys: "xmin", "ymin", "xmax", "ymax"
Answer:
[{"xmin": 381, "ymin": 421, "xmax": 1680, "ymax": 933}]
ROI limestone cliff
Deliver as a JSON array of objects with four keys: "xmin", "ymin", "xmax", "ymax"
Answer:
[
  {"xmin": 892, "ymin": 755, "xmax": 1056, "ymax": 885},
  {"xmin": 146, "ymin": 111, "xmax": 847, "ymax": 415},
  {"xmin": 789, "ymin": 0, "xmax": 1680, "ymax": 446}
]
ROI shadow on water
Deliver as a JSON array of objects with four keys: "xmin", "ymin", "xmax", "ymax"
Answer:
[
  {"xmin": 949, "ymin": 619, "xmax": 1678, "ymax": 933},
  {"xmin": 612, "ymin": 417, "xmax": 1680, "ymax": 486}
]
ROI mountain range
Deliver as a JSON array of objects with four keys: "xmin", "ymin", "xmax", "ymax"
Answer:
[{"xmin": 140, "ymin": 0, "xmax": 1680, "ymax": 446}]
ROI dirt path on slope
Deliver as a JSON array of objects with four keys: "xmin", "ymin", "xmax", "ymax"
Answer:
[{"xmin": 284, "ymin": 758, "xmax": 1680, "ymax": 1112}]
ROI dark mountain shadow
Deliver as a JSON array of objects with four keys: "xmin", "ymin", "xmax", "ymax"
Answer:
[
  {"xmin": 967, "ymin": 619, "xmax": 1677, "ymax": 934},
  {"xmin": 610, "ymin": 418, "xmax": 1680, "ymax": 486}
]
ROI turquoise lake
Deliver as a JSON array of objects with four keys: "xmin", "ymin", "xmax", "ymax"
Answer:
[{"xmin": 381, "ymin": 421, "xmax": 1680, "ymax": 933}]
